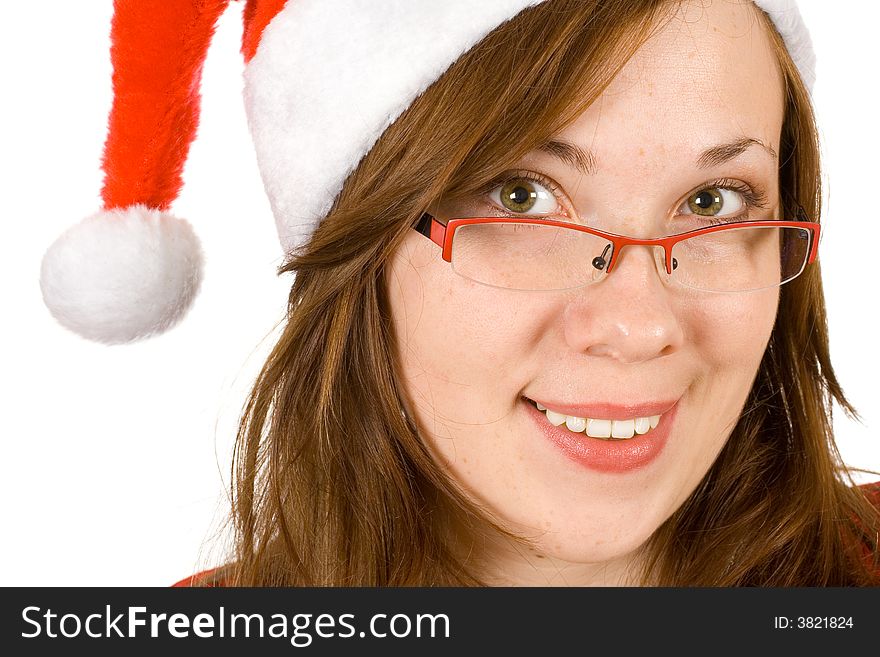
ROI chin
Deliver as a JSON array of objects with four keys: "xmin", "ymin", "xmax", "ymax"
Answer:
[{"xmin": 501, "ymin": 503, "xmax": 662, "ymax": 568}]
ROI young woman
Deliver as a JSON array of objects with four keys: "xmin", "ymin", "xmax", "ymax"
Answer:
[
  {"xmin": 201, "ymin": 0, "xmax": 878, "ymax": 586},
  {"xmin": 40, "ymin": 0, "xmax": 880, "ymax": 585}
]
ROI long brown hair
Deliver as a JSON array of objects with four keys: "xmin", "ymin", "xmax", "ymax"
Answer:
[{"xmin": 219, "ymin": 0, "xmax": 880, "ymax": 586}]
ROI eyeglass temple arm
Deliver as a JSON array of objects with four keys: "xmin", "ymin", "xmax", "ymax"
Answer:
[
  {"xmin": 414, "ymin": 213, "xmax": 447, "ymax": 250},
  {"xmin": 792, "ymin": 204, "xmax": 822, "ymax": 264}
]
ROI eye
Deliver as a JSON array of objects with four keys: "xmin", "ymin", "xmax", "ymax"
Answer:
[
  {"xmin": 491, "ymin": 176, "xmax": 561, "ymax": 215},
  {"xmin": 680, "ymin": 186, "xmax": 745, "ymax": 217}
]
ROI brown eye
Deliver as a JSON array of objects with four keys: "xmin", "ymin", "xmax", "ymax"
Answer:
[
  {"xmin": 493, "ymin": 177, "xmax": 559, "ymax": 215},
  {"xmin": 687, "ymin": 187, "xmax": 724, "ymax": 216},
  {"xmin": 500, "ymin": 179, "xmax": 538, "ymax": 212}
]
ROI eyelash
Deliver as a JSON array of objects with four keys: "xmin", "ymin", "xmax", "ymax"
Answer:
[
  {"xmin": 698, "ymin": 178, "xmax": 770, "ymax": 223},
  {"xmin": 481, "ymin": 169, "xmax": 770, "ymax": 224}
]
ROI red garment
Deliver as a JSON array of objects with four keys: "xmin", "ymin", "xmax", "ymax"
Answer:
[
  {"xmin": 173, "ymin": 481, "xmax": 880, "ymax": 587},
  {"xmin": 173, "ymin": 567, "xmax": 224, "ymax": 588}
]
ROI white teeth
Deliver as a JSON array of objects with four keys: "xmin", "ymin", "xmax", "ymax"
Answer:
[
  {"xmin": 611, "ymin": 419, "xmax": 635, "ymax": 439},
  {"xmin": 565, "ymin": 416, "xmax": 587, "ymax": 433},
  {"xmin": 531, "ymin": 399, "xmax": 664, "ymax": 440},
  {"xmin": 586, "ymin": 418, "xmax": 612, "ymax": 438},
  {"xmin": 545, "ymin": 409, "xmax": 567, "ymax": 426}
]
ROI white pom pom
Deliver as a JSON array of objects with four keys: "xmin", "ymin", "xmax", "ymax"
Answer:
[{"xmin": 40, "ymin": 204, "xmax": 203, "ymax": 344}]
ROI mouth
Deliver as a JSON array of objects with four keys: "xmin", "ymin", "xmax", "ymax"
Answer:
[
  {"xmin": 521, "ymin": 395, "xmax": 680, "ymax": 473},
  {"xmin": 522, "ymin": 397, "xmax": 670, "ymax": 440}
]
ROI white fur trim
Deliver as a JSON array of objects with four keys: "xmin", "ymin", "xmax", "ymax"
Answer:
[
  {"xmin": 244, "ymin": 0, "xmax": 814, "ymax": 255},
  {"xmin": 244, "ymin": 0, "xmax": 545, "ymax": 255},
  {"xmin": 753, "ymin": 0, "xmax": 815, "ymax": 91},
  {"xmin": 40, "ymin": 205, "xmax": 203, "ymax": 344}
]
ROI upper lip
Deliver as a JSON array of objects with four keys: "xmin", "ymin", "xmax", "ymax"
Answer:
[{"xmin": 524, "ymin": 396, "xmax": 679, "ymax": 419}]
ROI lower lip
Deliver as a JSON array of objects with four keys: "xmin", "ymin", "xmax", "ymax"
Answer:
[{"xmin": 523, "ymin": 397, "xmax": 678, "ymax": 473}]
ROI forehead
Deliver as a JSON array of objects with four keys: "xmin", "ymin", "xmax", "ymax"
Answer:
[{"xmin": 555, "ymin": 0, "xmax": 784, "ymax": 165}]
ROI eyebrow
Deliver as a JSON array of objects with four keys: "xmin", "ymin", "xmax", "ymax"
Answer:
[
  {"xmin": 536, "ymin": 139, "xmax": 598, "ymax": 176},
  {"xmin": 536, "ymin": 136, "xmax": 778, "ymax": 175},
  {"xmin": 696, "ymin": 137, "xmax": 778, "ymax": 168}
]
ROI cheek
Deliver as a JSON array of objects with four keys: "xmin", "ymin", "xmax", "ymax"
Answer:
[
  {"xmin": 670, "ymin": 288, "xmax": 780, "ymax": 475},
  {"xmin": 685, "ymin": 288, "xmax": 779, "ymax": 373},
  {"xmin": 386, "ymin": 239, "xmax": 550, "ymax": 424}
]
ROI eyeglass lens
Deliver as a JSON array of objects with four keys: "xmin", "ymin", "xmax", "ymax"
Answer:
[{"xmin": 450, "ymin": 222, "xmax": 810, "ymax": 292}]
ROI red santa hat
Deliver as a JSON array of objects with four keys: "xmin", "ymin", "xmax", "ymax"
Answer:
[{"xmin": 39, "ymin": 0, "xmax": 815, "ymax": 344}]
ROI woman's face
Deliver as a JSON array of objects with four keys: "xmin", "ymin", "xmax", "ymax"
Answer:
[{"xmin": 386, "ymin": 0, "xmax": 785, "ymax": 585}]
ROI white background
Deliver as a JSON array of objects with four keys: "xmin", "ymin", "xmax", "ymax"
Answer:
[{"xmin": 1, "ymin": 1, "xmax": 877, "ymax": 585}]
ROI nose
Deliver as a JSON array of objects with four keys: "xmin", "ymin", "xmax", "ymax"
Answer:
[{"xmin": 562, "ymin": 243, "xmax": 685, "ymax": 364}]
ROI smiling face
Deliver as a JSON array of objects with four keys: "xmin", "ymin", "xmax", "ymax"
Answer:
[{"xmin": 385, "ymin": 0, "xmax": 786, "ymax": 585}]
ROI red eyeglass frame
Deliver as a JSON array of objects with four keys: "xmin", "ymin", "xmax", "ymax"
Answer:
[{"xmin": 412, "ymin": 211, "xmax": 820, "ymax": 276}]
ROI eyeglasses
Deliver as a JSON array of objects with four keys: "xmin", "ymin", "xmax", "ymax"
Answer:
[{"xmin": 412, "ymin": 210, "xmax": 820, "ymax": 293}]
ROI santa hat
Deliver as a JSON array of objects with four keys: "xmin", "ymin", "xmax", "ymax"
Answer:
[{"xmin": 39, "ymin": 0, "xmax": 815, "ymax": 344}]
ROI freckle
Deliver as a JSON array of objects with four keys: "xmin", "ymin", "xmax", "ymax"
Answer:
[{"xmin": 638, "ymin": 147, "xmax": 645, "ymax": 157}]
